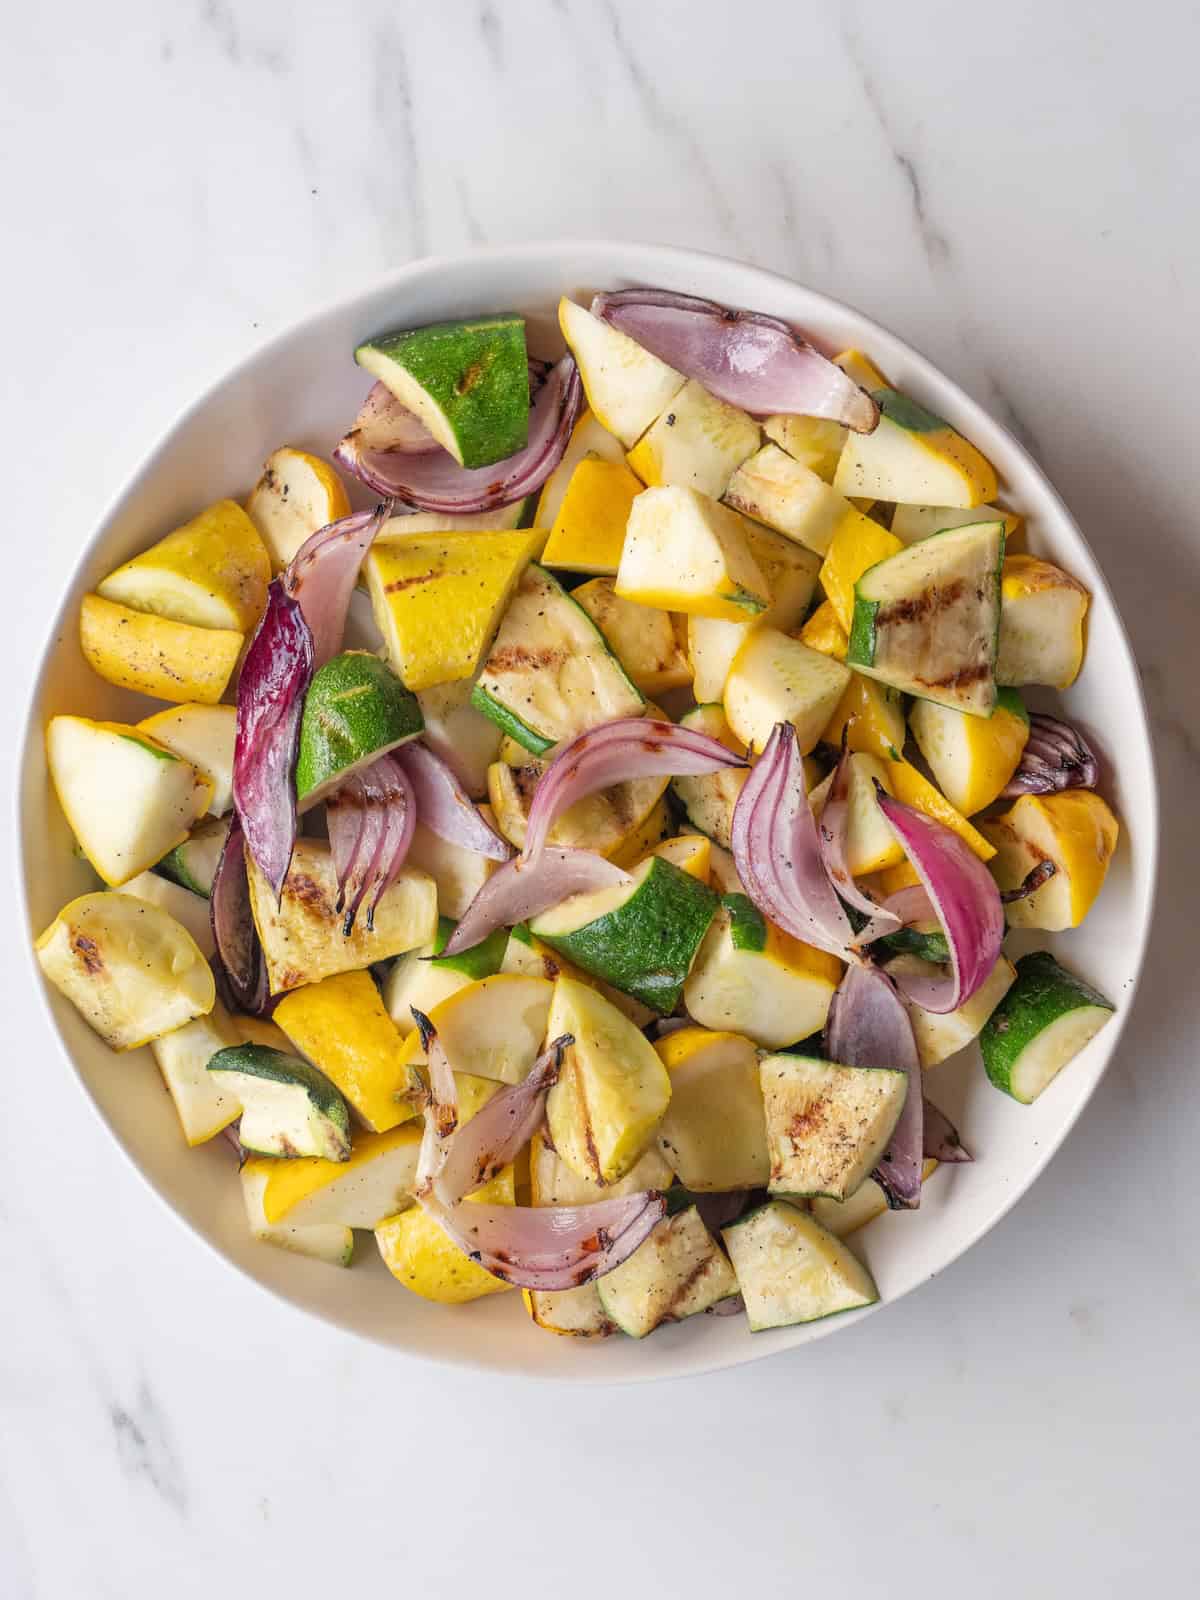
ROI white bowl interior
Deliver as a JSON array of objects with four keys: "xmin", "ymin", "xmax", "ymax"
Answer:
[{"xmin": 18, "ymin": 242, "xmax": 1157, "ymax": 1381}]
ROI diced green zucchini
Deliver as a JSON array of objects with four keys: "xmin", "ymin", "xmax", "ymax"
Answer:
[
  {"xmin": 150, "ymin": 1001, "xmax": 243, "ymax": 1145},
  {"xmin": 847, "ymin": 521, "xmax": 1005, "ymax": 715},
  {"xmin": 761, "ymin": 1054, "xmax": 908, "ymax": 1200},
  {"xmin": 980, "ymin": 950, "xmax": 1114, "ymax": 1103},
  {"xmin": 355, "ymin": 315, "xmax": 529, "ymax": 469},
  {"xmin": 155, "ymin": 814, "xmax": 230, "ymax": 897},
  {"xmin": 294, "ymin": 650, "xmax": 423, "ymax": 809},
  {"xmin": 722, "ymin": 1200, "xmax": 878, "ymax": 1330},
  {"xmin": 530, "ymin": 854, "xmax": 718, "ymax": 1014},
  {"xmin": 207, "ymin": 1044, "xmax": 351, "ymax": 1161},
  {"xmin": 597, "ymin": 1206, "xmax": 739, "ymax": 1337},
  {"xmin": 472, "ymin": 563, "xmax": 644, "ymax": 753}
]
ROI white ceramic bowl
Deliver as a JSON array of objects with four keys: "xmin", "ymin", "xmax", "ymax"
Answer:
[{"xmin": 18, "ymin": 242, "xmax": 1157, "ymax": 1381}]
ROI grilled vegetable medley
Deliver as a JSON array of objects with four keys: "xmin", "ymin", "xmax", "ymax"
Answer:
[{"xmin": 36, "ymin": 288, "xmax": 1121, "ymax": 1340}]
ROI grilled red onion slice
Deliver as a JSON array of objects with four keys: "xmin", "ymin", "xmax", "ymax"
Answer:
[
  {"xmin": 209, "ymin": 814, "xmax": 269, "ymax": 1014},
  {"xmin": 433, "ymin": 1036, "xmax": 571, "ymax": 1207},
  {"xmin": 819, "ymin": 747, "xmax": 902, "ymax": 932},
  {"xmin": 283, "ymin": 500, "xmax": 392, "ymax": 668},
  {"xmin": 1001, "ymin": 714, "xmax": 1098, "ymax": 797},
  {"xmin": 338, "ymin": 355, "xmax": 582, "ymax": 513},
  {"xmin": 411, "ymin": 1009, "xmax": 459, "ymax": 1140},
  {"xmin": 439, "ymin": 848, "xmax": 629, "ymax": 957},
  {"xmin": 874, "ymin": 786, "xmax": 1005, "ymax": 1014},
  {"xmin": 395, "ymin": 741, "xmax": 511, "ymax": 860},
  {"xmin": 923, "ymin": 1099, "xmax": 972, "ymax": 1164},
  {"xmin": 418, "ymin": 1186, "xmax": 666, "ymax": 1291},
  {"xmin": 999, "ymin": 859, "xmax": 1057, "ymax": 904},
  {"xmin": 826, "ymin": 961, "xmax": 923, "ymax": 1208},
  {"xmin": 854, "ymin": 884, "xmax": 937, "ymax": 947},
  {"xmin": 233, "ymin": 580, "xmax": 314, "ymax": 899},
  {"xmin": 523, "ymin": 717, "xmax": 745, "ymax": 861},
  {"xmin": 593, "ymin": 288, "xmax": 878, "ymax": 432},
  {"xmin": 333, "ymin": 383, "xmax": 440, "ymax": 475},
  {"xmin": 325, "ymin": 756, "xmax": 414, "ymax": 934},
  {"xmin": 731, "ymin": 723, "xmax": 855, "ymax": 958}
]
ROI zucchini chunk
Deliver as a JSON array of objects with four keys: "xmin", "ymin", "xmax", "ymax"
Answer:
[
  {"xmin": 545, "ymin": 977, "xmax": 672, "ymax": 1184},
  {"xmin": 722, "ymin": 1200, "xmax": 878, "ymax": 1331},
  {"xmin": 980, "ymin": 950, "xmax": 1114, "ymax": 1104},
  {"xmin": 273, "ymin": 968, "xmax": 423, "ymax": 1132},
  {"xmin": 155, "ymin": 815, "xmax": 230, "ymax": 898},
  {"xmin": 35, "ymin": 891, "xmax": 215, "ymax": 1050},
  {"xmin": 383, "ymin": 916, "xmax": 509, "ymax": 1035},
  {"xmin": 208, "ymin": 1044, "xmax": 352, "ymax": 1161},
  {"xmin": 655, "ymin": 1026, "xmax": 769, "ymax": 1190},
  {"xmin": 760, "ymin": 1054, "xmax": 908, "ymax": 1201},
  {"xmin": 597, "ymin": 1206, "xmax": 739, "ymax": 1337},
  {"xmin": 355, "ymin": 315, "xmax": 529, "ymax": 469},
  {"xmin": 246, "ymin": 838, "xmax": 437, "ymax": 993},
  {"xmin": 294, "ymin": 651, "xmax": 423, "ymax": 809},
  {"xmin": 683, "ymin": 895, "xmax": 842, "ymax": 1050},
  {"xmin": 473, "ymin": 564, "xmax": 644, "ymax": 754},
  {"xmin": 530, "ymin": 855, "xmax": 718, "ymax": 1014},
  {"xmin": 846, "ymin": 521, "xmax": 1005, "ymax": 716}
]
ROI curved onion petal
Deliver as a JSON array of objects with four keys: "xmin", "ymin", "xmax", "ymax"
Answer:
[
  {"xmin": 412, "ymin": 1010, "xmax": 459, "ymax": 1141},
  {"xmin": 524, "ymin": 717, "xmax": 745, "ymax": 861},
  {"xmin": 440, "ymin": 848, "xmax": 629, "ymax": 957},
  {"xmin": 731, "ymin": 723, "xmax": 855, "ymax": 958},
  {"xmin": 819, "ymin": 748, "xmax": 902, "ymax": 931},
  {"xmin": 418, "ymin": 1187, "xmax": 666, "ymax": 1291},
  {"xmin": 1001, "ymin": 713, "xmax": 1098, "ymax": 797},
  {"xmin": 233, "ymin": 580, "xmax": 314, "ymax": 899},
  {"xmin": 825, "ymin": 961, "xmax": 923, "ymax": 1208},
  {"xmin": 434, "ymin": 1036, "xmax": 571, "ymax": 1207},
  {"xmin": 283, "ymin": 500, "xmax": 392, "ymax": 668},
  {"xmin": 339, "ymin": 356, "xmax": 582, "ymax": 513},
  {"xmin": 854, "ymin": 884, "xmax": 937, "ymax": 947},
  {"xmin": 364, "ymin": 756, "xmax": 416, "ymax": 927},
  {"xmin": 1000, "ymin": 859, "xmax": 1057, "ymax": 904},
  {"xmin": 874, "ymin": 786, "xmax": 1005, "ymax": 1014},
  {"xmin": 593, "ymin": 288, "xmax": 878, "ymax": 432},
  {"xmin": 326, "ymin": 773, "xmax": 368, "ymax": 911},
  {"xmin": 334, "ymin": 383, "xmax": 440, "ymax": 475},
  {"xmin": 923, "ymin": 1099, "xmax": 972, "ymax": 1164},
  {"xmin": 395, "ymin": 741, "xmax": 512, "ymax": 860},
  {"xmin": 209, "ymin": 813, "xmax": 269, "ymax": 1014},
  {"xmin": 324, "ymin": 757, "xmax": 412, "ymax": 934}
]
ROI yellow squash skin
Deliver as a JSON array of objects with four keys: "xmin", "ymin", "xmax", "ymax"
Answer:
[{"xmin": 80, "ymin": 593, "xmax": 243, "ymax": 705}]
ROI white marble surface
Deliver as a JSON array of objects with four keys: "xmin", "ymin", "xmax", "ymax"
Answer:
[{"xmin": 3, "ymin": 1, "xmax": 1198, "ymax": 1593}]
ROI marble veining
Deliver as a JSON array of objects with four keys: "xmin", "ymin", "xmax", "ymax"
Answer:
[{"xmin": 4, "ymin": 0, "xmax": 1198, "ymax": 1594}]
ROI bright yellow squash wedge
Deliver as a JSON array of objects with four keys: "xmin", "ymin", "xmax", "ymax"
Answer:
[
  {"xmin": 397, "ymin": 973, "xmax": 554, "ymax": 1085},
  {"xmin": 909, "ymin": 688, "xmax": 1030, "ymax": 815},
  {"xmin": 798, "ymin": 599, "xmax": 849, "ymax": 661},
  {"xmin": 821, "ymin": 670, "xmax": 906, "ymax": 760},
  {"xmin": 616, "ymin": 486, "xmax": 769, "ymax": 621},
  {"xmin": 244, "ymin": 446, "xmax": 351, "ymax": 572},
  {"xmin": 539, "ymin": 457, "xmax": 643, "ymax": 574},
  {"xmin": 818, "ymin": 512, "xmax": 904, "ymax": 634},
  {"xmin": 835, "ymin": 388, "xmax": 998, "ymax": 508},
  {"xmin": 375, "ymin": 1164, "xmax": 516, "ymax": 1304},
  {"xmin": 273, "ymin": 969, "xmax": 423, "ymax": 1132},
  {"xmin": 364, "ymin": 525, "xmax": 543, "ymax": 689},
  {"xmin": 79, "ymin": 593, "xmax": 244, "ymax": 705},
  {"xmin": 98, "ymin": 499, "xmax": 270, "ymax": 632},
  {"xmin": 982, "ymin": 791, "xmax": 1118, "ymax": 930}
]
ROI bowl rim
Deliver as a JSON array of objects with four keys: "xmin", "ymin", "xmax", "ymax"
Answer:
[{"xmin": 15, "ymin": 238, "xmax": 1160, "ymax": 1383}]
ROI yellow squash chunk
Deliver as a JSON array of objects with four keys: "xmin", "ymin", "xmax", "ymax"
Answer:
[
  {"xmin": 570, "ymin": 578, "xmax": 691, "ymax": 697},
  {"xmin": 487, "ymin": 754, "xmax": 667, "ymax": 860},
  {"xmin": 535, "ymin": 409, "xmax": 627, "ymax": 529},
  {"xmin": 46, "ymin": 716, "xmax": 212, "ymax": 886},
  {"xmin": 896, "ymin": 954, "xmax": 1017, "ymax": 1068},
  {"xmin": 608, "ymin": 793, "xmax": 672, "ymax": 869},
  {"xmin": 724, "ymin": 444, "xmax": 855, "ymax": 557},
  {"xmin": 762, "ymin": 413, "xmax": 848, "ymax": 482},
  {"xmin": 997, "ymin": 555, "xmax": 1090, "ymax": 689},
  {"xmin": 244, "ymin": 446, "xmax": 351, "ymax": 572},
  {"xmin": 247, "ymin": 838, "xmax": 437, "ymax": 992},
  {"xmin": 364, "ymin": 525, "xmax": 543, "ymax": 689},
  {"xmin": 816, "ymin": 752, "xmax": 905, "ymax": 876},
  {"xmin": 273, "ymin": 969, "xmax": 422, "ymax": 1132},
  {"xmin": 397, "ymin": 974, "xmax": 554, "ymax": 1085},
  {"xmin": 890, "ymin": 502, "xmax": 1022, "ymax": 545},
  {"xmin": 241, "ymin": 1162, "xmax": 354, "ymax": 1266},
  {"xmin": 818, "ymin": 512, "xmax": 904, "ymax": 633},
  {"xmin": 500, "ymin": 930, "xmax": 654, "ymax": 1030},
  {"xmin": 834, "ymin": 348, "xmax": 890, "ymax": 390},
  {"xmin": 529, "ymin": 1127, "xmax": 672, "ymax": 1206},
  {"xmin": 982, "ymin": 791, "xmax": 1118, "ymax": 930},
  {"xmin": 404, "ymin": 816, "xmax": 500, "ymax": 920},
  {"xmin": 539, "ymin": 457, "xmax": 643, "ymax": 574},
  {"xmin": 655, "ymin": 1026, "xmax": 769, "ymax": 1189},
  {"xmin": 909, "ymin": 692, "xmax": 1029, "ymax": 815},
  {"xmin": 79, "ymin": 593, "xmax": 243, "ymax": 705},
  {"xmin": 811, "ymin": 1158, "xmax": 939, "ymax": 1238},
  {"xmin": 98, "ymin": 499, "xmax": 270, "ymax": 632},
  {"xmin": 626, "ymin": 379, "xmax": 761, "ymax": 500},
  {"xmin": 886, "ymin": 755, "xmax": 997, "ymax": 862},
  {"xmin": 414, "ymin": 677, "xmax": 504, "ymax": 802},
  {"xmin": 546, "ymin": 976, "xmax": 671, "ymax": 1184},
  {"xmin": 35, "ymin": 892, "xmax": 215, "ymax": 1050},
  {"xmin": 644, "ymin": 832, "xmax": 711, "ymax": 883},
  {"xmin": 864, "ymin": 858, "xmax": 922, "ymax": 899},
  {"xmin": 834, "ymin": 389, "xmax": 998, "ymax": 508},
  {"xmin": 822, "ymin": 671, "xmax": 906, "ymax": 760},
  {"xmin": 523, "ymin": 1285, "xmax": 616, "ymax": 1339},
  {"xmin": 724, "ymin": 626, "xmax": 850, "ymax": 754},
  {"xmin": 375, "ymin": 1165, "xmax": 516, "ymax": 1304},
  {"xmin": 234, "ymin": 1015, "xmax": 294, "ymax": 1052},
  {"xmin": 558, "ymin": 298, "xmax": 685, "ymax": 447},
  {"xmin": 799, "ymin": 599, "xmax": 849, "ymax": 661},
  {"xmin": 616, "ymin": 486, "xmax": 769, "ymax": 621},
  {"xmin": 137, "ymin": 703, "xmax": 236, "ymax": 816}
]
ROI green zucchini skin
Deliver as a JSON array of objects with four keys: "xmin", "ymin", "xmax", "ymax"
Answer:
[
  {"xmin": 429, "ymin": 916, "xmax": 509, "ymax": 978},
  {"xmin": 533, "ymin": 857, "xmax": 718, "ymax": 1014},
  {"xmin": 723, "ymin": 893, "xmax": 767, "ymax": 953},
  {"xmin": 980, "ymin": 950, "xmax": 1114, "ymax": 1103}
]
